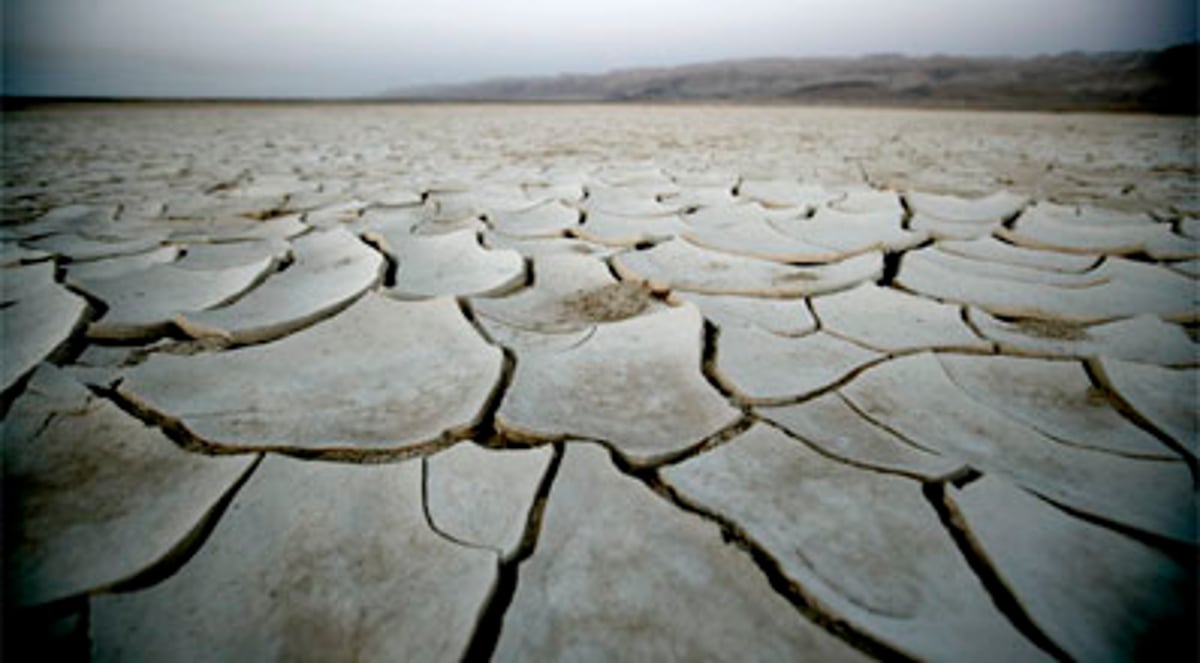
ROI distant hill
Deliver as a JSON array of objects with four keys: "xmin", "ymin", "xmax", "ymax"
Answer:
[{"xmin": 386, "ymin": 43, "xmax": 1197, "ymax": 113}]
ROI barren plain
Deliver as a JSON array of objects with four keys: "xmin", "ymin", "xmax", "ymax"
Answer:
[{"xmin": 1, "ymin": 103, "xmax": 1197, "ymax": 661}]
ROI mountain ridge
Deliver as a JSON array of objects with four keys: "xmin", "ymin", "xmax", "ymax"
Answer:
[{"xmin": 385, "ymin": 43, "xmax": 1198, "ymax": 113}]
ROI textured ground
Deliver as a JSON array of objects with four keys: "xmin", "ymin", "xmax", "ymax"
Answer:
[{"xmin": 1, "ymin": 104, "xmax": 1197, "ymax": 661}]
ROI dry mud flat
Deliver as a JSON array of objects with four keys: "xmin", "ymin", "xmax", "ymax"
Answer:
[{"xmin": 1, "ymin": 104, "xmax": 1197, "ymax": 661}]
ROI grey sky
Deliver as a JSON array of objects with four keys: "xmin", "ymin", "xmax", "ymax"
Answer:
[{"xmin": 3, "ymin": 0, "xmax": 1195, "ymax": 97}]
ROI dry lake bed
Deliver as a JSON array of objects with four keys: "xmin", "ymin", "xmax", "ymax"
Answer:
[{"xmin": 1, "ymin": 103, "xmax": 1197, "ymax": 661}]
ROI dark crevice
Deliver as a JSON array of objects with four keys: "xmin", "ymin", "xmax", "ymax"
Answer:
[
  {"xmin": 271, "ymin": 252, "xmax": 295, "ymax": 274},
  {"xmin": 358, "ymin": 233, "xmax": 397, "ymax": 287},
  {"xmin": 1121, "ymin": 250, "xmax": 1159, "ymax": 265},
  {"xmin": 948, "ymin": 467, "xmax": 984, "ymax": 488},
  {"xmin": 1030, "ymin": 491, "xmax": 1199, "ymax": 559},
  {"xmin": 958, "ymin": 306, "xmax": 998, "ymax": 351},
  {"xmin": 200, "ymin": 249, "xmax": 289, "ymax": 313},
  {"xmin": 0, "ymin": 298, "xmax": 99, "ymax": 417},
  {"xmin": 44, "ymin": 306, "xmax": 97, "ymax": 370},
  {"xmin": 102, "ymin": 454, "xmax": 263, "ymax": 594},
  {"xmin": 456, "ymin": 297, "xmax": 497, "ymax": 345},
  {"xmin": 455, "ymin": 297, "xmax": 520, "ymax": 449},
  {"xmin": 804, "ymin": 297, "xmax": 823, "ymax": 332},
  {"xmin": 94, "ymin": 381, "xmax": 463, "ymax": 464},
  {"xmin": 740, "ymin": 354, "xmax": 891, "ymax": 409},
  {"xmin": 460, "ymin": 442, "xmax": 564, "ymax": 663},
  {"xmin": 762, "ymin": 417, "xmax": 967, "ymax": 484},
  {"xmin": 898, "ymin": 193, "xmax": 914, "ymax": 230},
  {"xmin": 520, "ymin": 257, "xmax": 534, "ymax": 288},
  {"xmin": 62, "ymin": 281, "xmax": 109, "ymax": 319},
  {"xmin": 508, "ymin": 442, "xmax": 564, "ymax": 560},
  {"xmin": 1082, "ymin": 358, "xmax": 1198, "ymax": 480},
  {"xmin": 602, "ymin": 254, "xmax": 626, "ymax": 283},
  {"xmin": 51, "ymin": 255, "xmax": 71, "ymax": 282},
  {"xmin": 266, "ymin": 439, "xmax": 461, "ymax": 464},
  {"xmin": 924, "ymin": 481, "xmax": 1073, "ymax": 662},
  {"xmin": 633, "ymin": 413, "xmax": 759, "ymax": 471},
  {"xmin": 0, "ymin": 370, "xmax": 39, "ymax": 420},
  {"xmin": 698, "ymin": 319, "xmax": 736, "ymax": 400},
  {"xmin": 420, "ymin": 453, "xmax": 489, "ymax": 553},
  {"xmin": 836, "ymin": 392, "xmax": 948, "ymax": 456},
  {"xmin": 999, "ymin": 209, "xmax": 1023, "ymax": 230},
  {"xmin": 878, "ymin": 250, "xmax": 904, "ymax": 286},
  {"xmin": 470, "ymin": 344, "xmax": 517, "ymax": 447},
  {"xmin": 3, "ymin": 594, "xmax": 90, "ymax": 663},
  {"xmin": 90, "ymin": 382, "xmax": 253, "ymax": 456},
  {"xmin": 607, "ymin": 459, "xmax": 914, "ymax": 662}
]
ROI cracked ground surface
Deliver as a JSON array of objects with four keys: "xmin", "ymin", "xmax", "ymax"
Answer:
[{"xmin": 1, "ymin": 103, "xmax": 1197, "ymax": 661}]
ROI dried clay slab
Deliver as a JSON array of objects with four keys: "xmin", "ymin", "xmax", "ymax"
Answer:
[
  {"xmin": 425, "ymin": 442, "xmax": 554, "ymax": 560},
  {"xmin": 842, "ymin": 353, "xmax": 1195, "ymax": 545},
  {"xmin": 947, "ymin": 476, "xmax": 1195, "ymax": 662},
  {"xmin": 3, "ymin": 365, "xmax": 256, "ymax": 607},
  {"xmin": 92, "ymin": 455, "xmax": 497, "ymax": 662},
  {"xmin": 812, "ymin": 282, "xmax": 988, "ymax": 353},
  {"xmin": 175, "ymin": 228, "xmax": 383, "ymax": 344},
  {"xmin": 496, "ymin": 443, "xmax": 868, "ymax": 662},
  {"xmin": 120, "ymin": 294, "xmax": 503, "ymax": 455},
  {"xmin": 496, "ymin": 303, "xmax": 740, "ymax": 466},
  {"xmin": 662, "ymin": 424, "xmax": 1045, "ymax": 661},
  {"xmin": 614, "ymin": 238, "xmax": 881, "ymax": 298}
]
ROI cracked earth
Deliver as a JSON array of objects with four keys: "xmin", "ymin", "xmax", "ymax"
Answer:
[{"xmin": 1, "ymin": 104, "xmax": 1197, "ymax": 661}]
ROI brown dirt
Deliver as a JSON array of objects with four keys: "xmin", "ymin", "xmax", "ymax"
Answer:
[
  {"xmin": 1010, "ymin": 318, "xmax": 1091, "ymax": 341},
  {"xmin": 560, "ymin": 282, "xmax": 653, "ymax": 323}
]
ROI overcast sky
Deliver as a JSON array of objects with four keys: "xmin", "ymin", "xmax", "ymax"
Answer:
[{"xmin": 3, "ymin": 0, "xmax": 1195, "ymax": 97}]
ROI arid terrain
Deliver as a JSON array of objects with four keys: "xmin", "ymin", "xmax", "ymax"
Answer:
[
  {"xmin": 391, "ymin": 44, "xmax": 1198, "ymax": 113},
  {"xmin": 1, "ymin": 103, "xmax": 1197, "ymax": 661}
]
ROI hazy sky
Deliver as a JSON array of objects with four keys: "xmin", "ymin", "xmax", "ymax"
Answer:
[{"xmin": 3, "ymin": 0, "xmax": 1195, "ymax": 97}]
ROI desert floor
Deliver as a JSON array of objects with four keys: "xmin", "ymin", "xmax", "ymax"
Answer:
[{"xmin": 1, "ymin": 103, "xmax": 1197, "ymax": 661}]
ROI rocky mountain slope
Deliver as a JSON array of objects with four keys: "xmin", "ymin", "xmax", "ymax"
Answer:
[{"xmin": 388, "ymin": 43, "xmax": 1197, "ymax": 113}]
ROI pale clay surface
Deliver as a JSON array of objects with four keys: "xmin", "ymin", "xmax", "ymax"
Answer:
[
  {"xmin": 662, "ymin": 424, "xmax": 1046, "ymax": 662},
  {"xmin": 937, "ymin": 354, "xmax": 1179, "ymax": 458},
  {"xmin": 91, "ymin": 455, "xmax": 498, "ymax": 662},
  {"xmin": 967, "ymin": 308, "xmax": 1199, "ymax": 366},
  {"xmin": 2, "ymin": 366, "xmax": 256, "ymax": 607},
  {"xmin": 948, "ymin": 476, "xmax": 1195, "ymax": 663},
  {"xmin": 715, "ymin": 327, "xmax": 883, "ymax": 403},
  {"xmin": 0, "ymin": 276, "xmax": 88, "ymax": 393},
  {"xmin": 469, "ymin": 253, "xmax": 628, "ymax": 333},
  {"xmin": 667, "ymin": 290, "xmax": 817, "ymax": 335},
  {"xmin": 386, "ymin": 228, "xmax": 526, "ymax": 298},
  {"xmin": 174, "ymin": 228, "xmax": 384, "ymax": 344},
  {"xmin": 758, "ymin": 393, "xmax": 966, "ymax": 481},
  {"xmin": 425, "ymin": 442, "xmax": 553, "ymax": 559},
  {"xmin": 496, "ymin": 304, "xmax": 740, "ymax": 465},
  {"xmin": 936, "ymin": 235, "xmax": 1099, "ymax": 272},
  {"xmin": 78, "ymin": 256, "xmax": 275, "ymax": 340},
  {"xmin": 842, "ymin": 353, "xmax": 1195, "ymax": 544},
  {"xmin": 495, "ymin": 443, "xmax": 869, "ymax": 662},
  {"xmin": 1092, "ymin": 358, "xmax": 1198, "ymax": 458},
  {"xmin": 613, "ymin": 238, "xmax": 883, "ymax": 297},
  {"xmin": 1, "ymin": 105, "xmax": 1195, "ymax": 660},
  {"xmin": 812, "ymin": 282, "xmax": 989, "ymax": 353},
  {"xmin": 897, "ymin": 249, "xmax": 1197, "ymax": 323},
  {"xmin": 119, "ymin": 294, "xmax": 503, "ymax": 453}
]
